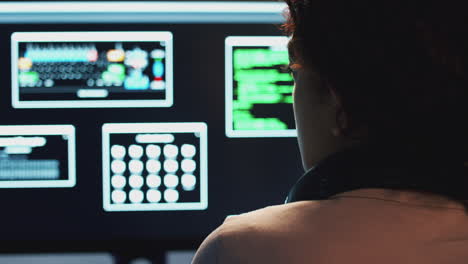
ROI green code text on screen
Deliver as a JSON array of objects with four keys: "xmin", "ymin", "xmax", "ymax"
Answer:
[{"xmin": 226, "ymin": 36, "xmax": 296, "ymax": 138}]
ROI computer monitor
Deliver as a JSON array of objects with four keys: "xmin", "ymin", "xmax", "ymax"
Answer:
[{"xmin": 0, "ymin": 1, "xmax": 302, "ymax": 253}]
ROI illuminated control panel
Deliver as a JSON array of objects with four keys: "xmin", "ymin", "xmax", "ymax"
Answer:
[
  {"xmin": 102, "ymin": 123, "xmax": 208, "ymax": 212},
  {"xmin": 0, "ymin": 125, "xmax": 76, "ymax": 188},
  {"xmin": 11, "ymin": 31, "xmax": 173, "ymax": 108},
  {"xmin": 225, "ymin": 36, "xmax": 296, "ymax": 138}
]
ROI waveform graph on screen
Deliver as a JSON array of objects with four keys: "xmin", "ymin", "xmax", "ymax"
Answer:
[
  {"xmin": 225, "ymin": 36, "xmax": 296, "ymax": 138},
  {"xmin": 0, "ymin": 125, "xmax": 76, "ymax": 188},
  {"xmin": 102, "ymin": 123, "xmax": 208, "ymax": 212},
  {"xmin": 11, "ymin": 31, "xmax": 173, "ymax": 108}
]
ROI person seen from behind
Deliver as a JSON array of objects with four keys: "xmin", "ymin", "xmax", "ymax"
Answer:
[{"xmin": 193, "ymin": 0, "xmax": 468, "ymax": 263}]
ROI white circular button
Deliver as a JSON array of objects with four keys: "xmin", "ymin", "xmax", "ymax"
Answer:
[
  {"xmin": 128, "ymin": 144, "xmax": 144, "ymax": 159},
  {"xmin": 129, "ymin": 189, "xmax": 144, "ymax": 203},
  {"xmin": 151, "ymin": 49, "xmax": 166, "ymax": 59},
  {"xmin": 111, "ymin": 145, "xmax": 126, "ymax": 159},
  {"xmin": 146, "ymin": 159, "xmax": 161, "ymax": 173},
  {"xmin": 111, "ymin": 175, "xmax": 126, "ymax": 189},
  {"xmin": 164, "ymin": 174, "xmax": 179, "ymax": 188},
  {"xmin": 164, "ymin": 189, "xmax": 179, "ymax": 203},
  {"xmin": 163, "ymin": 144, "xmax": 178, "ymax": 159},
  {"xmin": 146, "ymin": 174, "xmax": 161, "ymax": 188},
  {"xmin": 111, "ymin": 160, "xmax": 126, "ymax": 174},
  {"xmin": 129, "ymin": 175, "xmax": 144, "ymax": 189},
  {"xmin": 129, "ymin": 160, "xmax": 144, "ymax": 174},
  {"xmin": 181, "ymin": 159, "xmax": 196, "ymax": 172},
  {"xmin": 181, "ymin": 174, "xmax": 197, "ymax": 191},
  {"xmin": 146, "ymin": 144, "xmax": 161, "ymax": 159},
  {"xmin": 164, "ymin": 159, "xmax": 179, "ymax": 173},
  {"xmin": 181, "ymin": 144, "xmax": 196, "ymax": 158},
  {"xmin": 151, "ymin": 80, "xmax": 166, "ymax": 90},
  {"xmin": 146, "ymin": 189, "xmax": 162, "ymax": 203},
  {"xmin": 111, "ymin": 190, "xmax": 126, "ymax": 204}
]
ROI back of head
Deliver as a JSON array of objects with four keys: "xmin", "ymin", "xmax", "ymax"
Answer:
[{"xmin": 284, "ymin": 0, "xmax": 468, "ymax": 164}]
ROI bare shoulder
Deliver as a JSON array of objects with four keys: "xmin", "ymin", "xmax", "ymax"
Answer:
[
  {"xmin": 192, "ymin": 201, "xmax": 322, "ymax": 264},
  {"xmin": 223, "ymin": 201, "xmax": 322, "ymax": 230}
]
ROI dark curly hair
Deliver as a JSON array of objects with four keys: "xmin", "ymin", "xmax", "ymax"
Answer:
[{"xmin": 282, "ymin": 0, "xmax": 468, "ymax": 163}]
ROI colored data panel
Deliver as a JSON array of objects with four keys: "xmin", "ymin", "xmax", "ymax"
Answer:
[
  {"xmin": 225, "ymin": 36, "xmax": 296, "ymax": 138},
  {"xmin": 11, "ymin": 31, "xmax": 173, "ymax": 108},
  {"xmin": 102, "ymin": 123, "xmax": 208, "ymax": 212},
  {"xmin": 0, "ymin": 125, "xmax": 76, "ymax": 188}
]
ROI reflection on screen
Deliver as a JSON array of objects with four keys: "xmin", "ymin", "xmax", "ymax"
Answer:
[
  {"xmin": 102, "ymin": 123, "xmax": 207, "ymax": 212},
  {"xmin": 0, "ymin": 125, "xmax": 76, "ymax": 188},
  {"xmin": 11, "ymin": 31, "xmax": 173, "ymax": 108},
  {"xmin": 226, "ymin": 36, "xmax": 296, "ymax": 138}
]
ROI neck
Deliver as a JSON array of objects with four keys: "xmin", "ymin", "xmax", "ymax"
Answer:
[{"xmin": 287, "ymin": 144, "xmax": 468, "ymax": 203}]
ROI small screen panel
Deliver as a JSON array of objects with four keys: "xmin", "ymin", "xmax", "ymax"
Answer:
[
  {"xmin": 0, "ymin": 125, "xmax": 76, "ymax": 188},
  {"xmin": 225, "ymin": 36, "xmax": 296, "ymax": 138},
  {"xmin": 11, "ymin": 31, "xmax": 173, "ymax": 108},
  {"xmin": 102, "ymin": 122, "xmax": 207, "ymax": 212}
]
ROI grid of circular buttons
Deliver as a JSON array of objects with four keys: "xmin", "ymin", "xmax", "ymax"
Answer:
[{"xmin": 103, "ymin": 122, "xmax": 207, "ymax": 211}]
